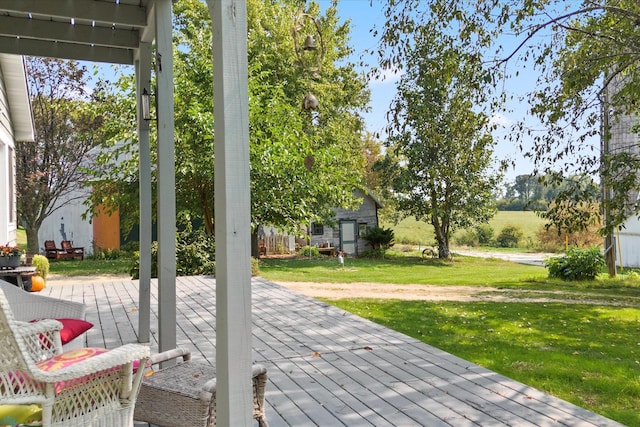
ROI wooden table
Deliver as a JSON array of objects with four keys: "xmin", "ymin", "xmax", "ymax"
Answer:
[
  {"xmin": 317, "ymin": 247, "xmax": 337, "ymax": 256},
  {"xmin": 0, "ymin": 266, "xmax": 37, "ymax": 290}
]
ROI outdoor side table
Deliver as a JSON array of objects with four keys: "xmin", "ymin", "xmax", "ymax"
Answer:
[
  {"xmin": 0, "ymin": 266, "xmax": 37, "ymax": 290},
  {"xmin": 134, "ymin": 356, "xmax": 269, "ymax": 427}
]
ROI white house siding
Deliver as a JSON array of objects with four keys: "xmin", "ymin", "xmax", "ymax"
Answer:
[
  {"xmin": 37, "ymin": 188, "xmax": 94, "ymax": 255},
  {"xmin": 617, "ymin": 217, "xmax": 640, "ymax": 269},
  {"xmin": 0, "ymin": 61, "xmax": 16, "ymax": 245},
  {"xmin": 607, "ymin": 79, "xmax": 640, "ymax": 268}
]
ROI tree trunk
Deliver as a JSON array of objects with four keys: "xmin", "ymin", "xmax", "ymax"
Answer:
[
  {"xmin": 437, "ymin": 240, "xmax": 450, "ymax": 259},
  {"xmin": 250, "ymin": 228, "xmax": 259, "ymax": 259},
  {"xmin": 25, "ymin": 224, "xmax": 40, "ymax": 254}
]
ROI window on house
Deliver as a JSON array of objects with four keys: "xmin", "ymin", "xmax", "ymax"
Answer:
[
  {"xmin": 359, "ymin": 223, "xmax": 368, "ymax": 237},
  {"xmin": 311, "ymin": 223, "xmax": 324, "ymax": 235}
]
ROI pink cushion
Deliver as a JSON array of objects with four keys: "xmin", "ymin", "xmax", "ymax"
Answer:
[
  {"xmin": 36, "ymin": 347, "xmax": 108, "ymax": 372},
  {"xmin": 36, "ymin": 348, "xmax": 108, "ymax": 393},
  {"xmin": 30, "ymin": 318, "xmax": 93, "ymax": 345}
]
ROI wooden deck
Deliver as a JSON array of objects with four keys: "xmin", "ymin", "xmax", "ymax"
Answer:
[{"xmin": 42, "ymin": 276, "xmax": 623, "ymax": 427}]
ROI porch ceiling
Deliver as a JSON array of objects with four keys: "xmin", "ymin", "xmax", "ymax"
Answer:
[{"xmin": 0, "ymin": 0, "xmax": 154, "ymax": 64}]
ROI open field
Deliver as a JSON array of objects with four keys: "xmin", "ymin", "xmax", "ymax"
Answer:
[{"xmin": 387, "ymin": 210, "xmax": 547, "ymax": 246}]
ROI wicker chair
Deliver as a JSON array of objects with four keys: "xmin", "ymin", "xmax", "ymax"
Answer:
[
  {"xmin": 0, "ymin": 288, "xmax": 150, "ymax": 427},
  {"xmin": 0, "ymin": 279, "xmax": 87, "ymax": 350},
  {"xmin": 134, "ymin": 348, "xmax": 269, "ymax": 427}
]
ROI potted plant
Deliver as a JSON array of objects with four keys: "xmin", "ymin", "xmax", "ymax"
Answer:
[{"xmin": 0, "ymin": 244, "xmax": 24, "ymax": 269}]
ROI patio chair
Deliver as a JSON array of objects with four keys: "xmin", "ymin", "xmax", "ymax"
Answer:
[
  {"xmin": 0, "ymin": 279, "xmax": 90, "ymax": 350},
  {"xmin": 60, "ymin": 240, "xmax": 84, "ymax": 260},
  {"xmin": 43, "ymin": 240, "xmax": 73, "ymax": 261},
  {"xmin": 0, "ymin": 288, "xmax": 150, "ymax": 427}
]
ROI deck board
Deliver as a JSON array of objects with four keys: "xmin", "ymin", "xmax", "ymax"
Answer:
[{"xmin": 41, "ymin": 276, "xmax": 624, "ymax": 427}]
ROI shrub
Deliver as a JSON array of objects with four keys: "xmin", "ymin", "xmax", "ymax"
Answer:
[
  {"xmin": 475, "ymin": 224, "xmax": 494, "ymax": 245},
  {"xmin": 92, "ymin": 247, "xmax": 129, "ymax": 260},
  {"xmin": 130, "ymin": 226, "xmax": 216, "ymax": 279},
  {"xmin": 545, "ymin": 247, "xmax": 605, "ymax": 281},
  {"xmin": 454, "ymin": 230, "xmax": 479, "ymax": 247},
  {"xmin": 496, "ymin": 225, "xmax": 524, "ymax": 248},
  {"xmin": 535, "ymin": 223, "xmax": 602, "ymax": 253},
  {"xmin": 363, "ymin": 226, "xmax": 395, "ymax": 250},
  {"xmin": 32, "ymin": 254, "xmax": 49, "ymax": 281},
  {"xmin": 298, "ymin": 245, "xmax": 320, "ymax": 257},
  {"xmin": 251, "ymin": 257, "xmax": 260, "ymax": 276}
]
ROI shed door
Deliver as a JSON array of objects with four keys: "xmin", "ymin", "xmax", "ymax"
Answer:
[{"xmin": 340, "ymin": 220, "xmax": 357, "ymax": 256}]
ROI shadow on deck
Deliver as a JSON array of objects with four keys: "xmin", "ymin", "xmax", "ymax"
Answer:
[{"xmin": 42, "ymin": 276, "xmax": 622, "ymax": 427}]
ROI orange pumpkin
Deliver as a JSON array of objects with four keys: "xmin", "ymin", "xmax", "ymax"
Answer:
[{"xmin": 30, "ymin": 275, "xmax": 45, "ymax": 292}]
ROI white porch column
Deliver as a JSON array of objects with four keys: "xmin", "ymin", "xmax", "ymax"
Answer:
[
  {"xmin": 155, "ymin": 0, "xmax": 176, "ymax": 356},
  {"xmin": 135, "ymin": 42, "xmax": 152, "ymax": 344},
  {"xmin": 208, "ymin": 1, "xmax": 252, "ymax": 426}
]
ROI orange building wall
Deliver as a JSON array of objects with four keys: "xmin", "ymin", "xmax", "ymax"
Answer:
[{"xmin": 92, "ymin": 206, "xmax": 120, "ymax": 251}]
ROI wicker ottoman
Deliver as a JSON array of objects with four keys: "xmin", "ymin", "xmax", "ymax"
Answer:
[{"xmin": 134, "ymin": 349, "xmax": 268, "ymax": 427}]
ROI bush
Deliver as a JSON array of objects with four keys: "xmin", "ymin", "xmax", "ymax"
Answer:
[
  {"xmin": 298, "ymin": 245, "xmax": 320, "ymax": 257},
  {"xmin": 496, "ymin": 225, "xmax": 524, "ymax": 248},
  {"xmin": 535, "ymin": 223, "xmax": 602, "ymax": 253},
  {"xmin": 251, "ymin": 257, "xmax": 260, "ymax": 276},
  {"xmin": 545, "ymin": 247, "xmax": 605, "ymax": 281},
  {"xmin": 454, "ymin": 230, "xmax": 479, "ymax": 247},
  {"xmin": 130, "ymin": 226, "xmax": 216, "ymax": 279},
  {"xmin": 363, "ymin": 226, "xmax": 395, "ymax": 251},
  {"xmin": 475, "ymin": 224, "xmax": 494, "ymax": 245},
  {"xmin": 92, "ymin": 247, "xmax": 129, "ymax": 260},
  {"xmin": 32, "ymin": 254, "xmax": 49, "ymax": 281}
]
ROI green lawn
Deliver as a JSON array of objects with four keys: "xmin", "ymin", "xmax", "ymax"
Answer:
[
  {"xmin": 259, "ymin": 253, "xmax": 545, "ymax": 286},
  {"xmin": 47, "ymin": 258, "xmax": 132, "ymax": 277}
]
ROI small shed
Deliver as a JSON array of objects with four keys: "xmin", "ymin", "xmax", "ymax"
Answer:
[{"xmin": 309, "ymin": 189, "xmax": 382, "ymax": 256}]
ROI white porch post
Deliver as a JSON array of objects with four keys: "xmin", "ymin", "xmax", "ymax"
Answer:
[
  {"xmin": 155, "ymin": 0, "xmax": 176, "ymax": 356},
  {"xmin": 208, "ymin": 1, "xmax": 253, "ymax": 426},
  {"xmin": 135, "ymin": 42, "xmax": 152, "ymax": 344}
]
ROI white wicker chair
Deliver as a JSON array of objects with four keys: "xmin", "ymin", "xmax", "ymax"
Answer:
[
  {"xmin": 0, "ymin": 279, "xmax": 87, "ymax": 350},
  {"xmin": 0, "ymin": 288, "xmax": 150, "ymax": 427}
]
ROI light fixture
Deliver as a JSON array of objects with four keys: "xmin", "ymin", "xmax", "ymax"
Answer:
[{"xmin": 141, "ymin": 88, "xmax": 152, "ymax": 121}]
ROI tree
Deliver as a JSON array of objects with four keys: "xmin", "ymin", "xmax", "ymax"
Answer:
[
  {"xmin": 88, "ymin": 0, "xmax": 370, "ymax": 255},
  {"xmin": 377, "ymin": 31, "xmax": 500, "ymax": 258},
  {"xmin": 376, "ymin": 1, "xmax": 640, "ymax": 275},
  {"xmin": 16, "ymin": 57, "xmax": 103, "ymax": 254}
]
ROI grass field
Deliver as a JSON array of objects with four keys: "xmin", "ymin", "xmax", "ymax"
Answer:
[{"xmin": 387, "ymin": 210, "xmax": 547, "ymax": 247}]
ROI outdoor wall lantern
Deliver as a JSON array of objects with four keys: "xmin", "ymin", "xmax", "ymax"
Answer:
[{"xmin": 141, "ymin": 88, "xmax": 153, "ymax": 121}]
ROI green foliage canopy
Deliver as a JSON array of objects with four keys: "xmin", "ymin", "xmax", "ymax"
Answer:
[
  {"xmin": 88, "ymin": 0, "xmax": 370, "ymax": 239},
  {"xmin": 375, "ymin": 0, "xmax": 640, "ymax": 234},
  {"xmin": 377, "ymin": 31, "xmax": 500, "ymax": 258}
]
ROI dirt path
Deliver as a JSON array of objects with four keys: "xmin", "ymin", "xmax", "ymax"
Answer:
[{"xmin": 274, "ymin": 281, "xmax": 640, "ymax": 306}]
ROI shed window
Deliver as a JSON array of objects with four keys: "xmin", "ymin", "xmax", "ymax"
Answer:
[
  {"xmin": 359, "ymin": 223, "xmax": 368, "ymax": 237},
  {"xmin": 311, "ymin": 223, "xmax": 324, "ymax": 235}
]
